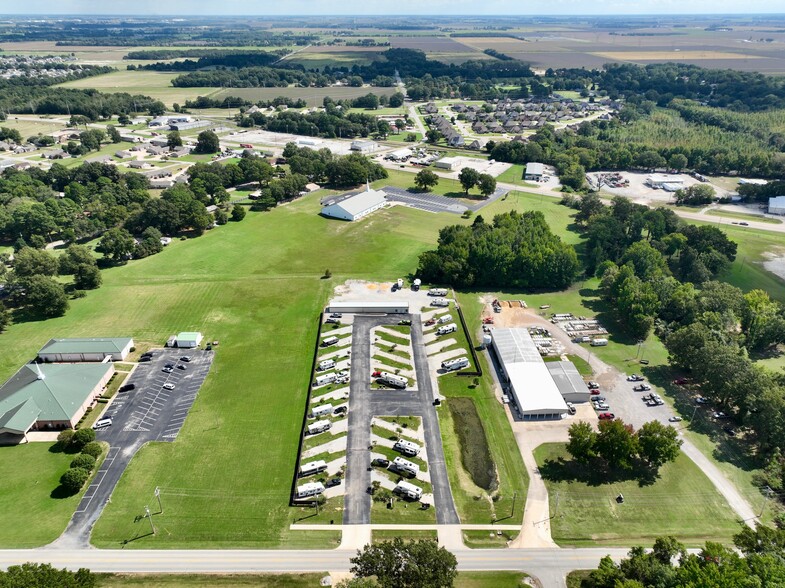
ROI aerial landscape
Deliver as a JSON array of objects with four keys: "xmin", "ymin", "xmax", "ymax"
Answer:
[{"xmin": 1, "ymin": 3, "xmax": 785, "ymax": 587}]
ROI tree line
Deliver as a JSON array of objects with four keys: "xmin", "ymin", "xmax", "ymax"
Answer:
[{"xmin": 417, "ymin": 211, "xmax": 580, "ymax": 290}]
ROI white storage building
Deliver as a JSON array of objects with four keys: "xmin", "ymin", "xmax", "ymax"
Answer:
[
  {"xmin": 434, "ymin": 156, "xmax": 459, "ymax": 171},
  {"xmin": 350, "ymin": 140, "xmax": 378, "ymax": 154},
  {"xmin": 768, "ymin": 196, "xmax": 785, "ymax": 216},
  {"xmin": 490, "ymin": 328, "xmax": 568, "ymax": 419},
  {"xmin": 546, "ymin": 360, "xmax": 591, "ymax": 404},
  {"xmin": 646, "ymin": 174, "xmax": 684, "ymax": 189},
  {"xmin": 321, "ymin": 187, "xmax": 387, "ymax": 222},
  {"xmin": 174, "ymin": 332, "xmax": 203, "ymax": 348}
]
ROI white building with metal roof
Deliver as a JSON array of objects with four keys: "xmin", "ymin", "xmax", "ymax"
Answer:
[
  {"xmin": 320, "ymin": 186, "xmax": 387, "ymax": 221},
  {"xmin": 769, "ymin": 196, "xmax": 785, "ymax": 216},
  {"xmin": 524, "ymin": 162, "xmax": 544, "ymax": 181},
  {"xmin": 490, "ymin": 328, "xmax": 568, "ymax": 419}
]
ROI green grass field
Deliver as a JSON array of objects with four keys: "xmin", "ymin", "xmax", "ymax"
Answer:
[
  {"xmin": 535, "ymin": 443, "xmax": 741, "ymax": 547},
  {"xmin": 0, "ymin": 443, "xmax": 87, "ymax": 547},
  {"xmin": 706, "ymin": 209, "xmax": 782, "ymax": 224}
]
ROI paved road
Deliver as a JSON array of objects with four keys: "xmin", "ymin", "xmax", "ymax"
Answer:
[
  {"xmin": 0, "ymin": 545, "xmax": 631, "ymax": 584},
  {"xmin": 383, "ymin": 185, "xmax": 508, "ymax": 215},
  {"xmin": 51, "ymin": 350, "xmax": 214, "ymax": 548},
  {"xmin": 343, "ymin": 314, "xmax": 459, "ymax": 525}
]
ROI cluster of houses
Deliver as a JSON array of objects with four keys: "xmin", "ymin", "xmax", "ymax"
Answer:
[
  {"xmin": 451, "ymin": 97, "xmax": 614, "ymax": 135},
  {"xmin": 0, "ymin": 54, "xmax": 82, "ymax": 80}
]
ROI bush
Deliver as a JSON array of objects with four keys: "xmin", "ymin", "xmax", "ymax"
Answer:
[
  {"xmin": 70, "ymin": 454, "xmax": 97, "ymax": 471},
  {"xmin": 81, "ymin": 441, "xmax": 103, "ymax": 459},
  {"xmin": 56, "ymin": 429, "xmax": 75, "ymax": 446},
  {"xmin": 60, "ymin": 467, "xmax": 90, "ymax": 494},
  {"xmin": 70, "ymin": 427, "xmax": 95, "ymax": 450}
]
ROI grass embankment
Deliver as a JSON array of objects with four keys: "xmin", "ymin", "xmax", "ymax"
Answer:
[
  {"xmin": 535, "ymin": 443, "xmax": 741, "ymax": 547},
  {"xmin": 448, "ymin": 397, "xmax": 498, "ymax": 492}
]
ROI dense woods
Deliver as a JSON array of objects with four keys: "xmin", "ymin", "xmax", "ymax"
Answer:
[{"xmin": 417, "ymin": 211, "xmax": 580, "ymax": 290}]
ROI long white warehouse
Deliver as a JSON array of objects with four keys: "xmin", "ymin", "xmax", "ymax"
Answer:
[
  {"xmin": 490, "ymin": 328, "xmax": 568, "ymax": 419},
  {"xmin": 325, "ymin": 301, "xmax": 410, "ymax": 314}
]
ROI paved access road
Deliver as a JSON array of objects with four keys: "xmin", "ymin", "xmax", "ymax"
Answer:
[
  {"xmin": 382, "ymin": 186, "xmax": 508, "ymax": 215},
  {"xmin": 51, "ymin": 350, "xmax": 213, "ymax": 548},
  {"xmin": 344, "ymin": 314, "xmax": 459, "ymax": 525}
]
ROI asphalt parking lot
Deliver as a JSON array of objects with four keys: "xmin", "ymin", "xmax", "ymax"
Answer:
[
  {"xmin": 58, "ymin": 349, "xmax": 213, "ymax": 547},
  {"xmin": 383, "ymin": 186, "xmax": 508, "ymax": 214}
]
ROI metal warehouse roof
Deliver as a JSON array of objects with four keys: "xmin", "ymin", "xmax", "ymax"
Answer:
[
  {"xmin": 491, "ymin": 328, "xmax": 568, "ymax": 415},
  {"xmin": 525, "ymin": 162, "xmax": 544, "ymax": 175},
  {"xmin": 322, "ymin": 188, "xmax": 387, "ymax": 216},
  {"xmin": 546, "ymin": 360, "xmax": 588, "ymax": 397},
  {"xmin": 39, "ymin": 337, "xmax": 131, "ymax": 356}
]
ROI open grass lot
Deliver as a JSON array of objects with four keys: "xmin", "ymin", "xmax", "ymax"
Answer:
[
  {"xmin": 0, "ymin": 443, "xmax": 86, "ymax": 547},
  {"xmin": 0, "ymin": 185, "xmax": 462, "ymax": 549},
  {"xmin": 57, "ymin": 70, "xmax": 221, "ymax": 106},
  {"xmin": 535, "ymin": 443, "xmax": 741, "ymax": 547},
  {"xmin": 0, "ymin": 117, "xmax": 69, "ymax": 139},
  {"xmin": 215, "ymin": 86, "xmax": 398, "ymax": 107}
]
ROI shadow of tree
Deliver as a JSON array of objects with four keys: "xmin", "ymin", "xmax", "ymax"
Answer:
[
  {"xmin": 50, "ymin": 484, "xmax": 78, "ymax": 500},
  {"xmin": 539, "ymin": 456, "xmax": 661, "ymax": 488}
]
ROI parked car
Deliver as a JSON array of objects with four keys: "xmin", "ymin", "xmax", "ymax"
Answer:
[
  {"xmin": 372, "ymin": 458, "xmax": 390, "ymax": 468},
  {"xmin": 138, "ymin": 356, "xmax": 151, "ymax": 362},
  {"xmin": 653, "ymin": 395, "xmax": 664, "ymax": 405},
  {"xmin": 372, "ymin": 371, "xmax": 382, "ymax": 378},
  {"xmin": 593, "ymin": 402, "xmax": 610, "ymax": 410},
  {"xmin": 163, "ymin": 383, "xmax": 175, "ymax": 390},
  {"xmin": 590, "ymin": 389, "xmax": 601, "ymax": 396},
  {"xmin": 162, "ymin": 367, "xmax": 173, "ymax": 374},
  {"xmin": 399, "ymin": 319, "xmax": 411, "ymax": 326},
  {"xmin": 724, "ymin": 426, "xmax": 737, "ymax": 436},
  {"xmin": 325, "ymin": 318, "xmax": 339, "ymax": 324},
  {"xmin": 598, "ymin": 412, "xmax": 615, "ymax": 420},
  {"xmin": 180, "ymin": 356, "xmax": 191, "ymax": 362},
  {"xmin": 646, "ymin": 400, "xmax": 658, "ymax": 407},
  {"xmin": 334, "ymin": 406, "xmax": 347, "ymax": 415},
  {"xmin": 626, "ymin": 374, "xmax": 645, "ymax": 382},
  {"xmin": 696, "ymin": 396, "xmax": 710, "ymax": 404},
  {"xmin": 164, "ymin": 363, "xmax": 175, "ymax": 369},
  {"xmin": 673, "ymin": 378, "xmax": 689, "ymax": 386},
  {"xmin": 713, "ymin": 411, "xmax": 729, "ymax": 419},
  {"xmin": 592, "ymin": 395, "xmax": 606, "ymax": 402},
  {"xmin": 119, "ymin": 384, "xmax": 135, "ymax": 392},
  {"xmin": 177, "ymin": 364, "xmax": 187, "ymax": 370},
  {"xmin": 330, "ymin": 313, "xmax": 343, "ymax": 318},
  {"xmin": 587, "ymin": 382, "xmax": 600, "ymax": 389},
  {"xmin": 326, "ymin": 478, "xmax": 341, "ymax": 488},
  {"xmin": 424, "ymin": 319, "xmax": 436, "ymax": 326},
  {"xmin": 633, "ymin": 384, "xmax": 651, "ymax": 392},
  {"xmin": 669, "ymin": 416, "xmax": 683, "ymax": 422}
]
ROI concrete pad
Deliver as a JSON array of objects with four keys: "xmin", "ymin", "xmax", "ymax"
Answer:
[
  {"xmin": 373, "ymin": 349, "xmax": 414, "ymax": 367},
  {"xmin": 323, "ymin": 325, "xmax": 353, "ymax": 337},
  {"xmin": 375, "ymin": 326, "xmax": 412, "ymax": 341},
  {"xmin": 301, "ymin": 435, "xmax": 347, "ymax": 459},
  {"xmin": 373, "ymin": 417, "xmax": 425, "ymax": 441},
  {"xmin": 311, "ymin": 387, "xmax": 351, "ymax": 405},
  {"xmin": 338, "ymin": 524, "xmax": 372, "ymax": 551},
  {"xmin": 319, "ymin": 347, "xmax": 353, "ymax": 361},
  {"xmin": 326, "ymin": 456, "xmax": 346, "ymax": 477}
]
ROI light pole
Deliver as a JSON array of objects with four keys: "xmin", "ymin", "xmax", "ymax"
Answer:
[
  {"xmin": 154, "ymin": 486, "xmax": 163, "ymax": 513},
  {"xmin": 145, "ymin": 505, "xmax": 155, "ymax": 535}
]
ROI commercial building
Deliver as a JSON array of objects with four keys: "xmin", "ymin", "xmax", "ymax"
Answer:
[
  {"xmin": 325, "ymin": 301, "xmax": 410, "ymax": 314},
  {"xmin": 524, "ymin": 162, "xmax": 544, "ymax": 181},
  {"xmin": 321, "ymin": 186, "xmax": 387, "ymax": 222},
  {"xmin": 434, "ymin": 156, "xmax": 459, "ymax": 171},
  {"xmin": 490, "ymin": 328, "xmax": 568, "ymax": 419},
  {"xmin": 0, "ymin": 362, "xmax": 115, "ymax": 436},
  {"xmin": 546, "ymin": 360, "xmax": 591, "ymax": 404},
  {"xmin": 350, "ymin": 140, "xmax": 378, "ymax": 154},
  {"xmin": 768, "ymin": 196, "xmax": 785, "ymax": 216},
  {"xmin": 38, "ymin": 337, "xmax": 134, "ymax": 363},
  {"xmin": 646, "ymin": 174, "xmax": 684, "ymax": 189}
]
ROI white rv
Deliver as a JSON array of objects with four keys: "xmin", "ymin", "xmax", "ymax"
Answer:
[
  {"xmin": 395, "ymin": 480, "xmax": 423, "ymax": 500},
  {"xmin": 318, "ymin": 359, "xmax": 335, "ymax": 371},
  {"xmin": 314, "ymin": 373, "xmax": 337, "ymax": 387},
  {"xmin": 436, "ymin": 323, "xmax": 457, "ymax": 336},
  {"xmin": 428, "ymin": 288, "xmax": 448, "ymax": 297},
  {"xmin": 378, "ymin": 371, "xmax": 408, "ymax": 389},
  {"xmin": 299, "ymin": 460, "xmax": 327, "ymax": 477},
  {"xmin": 430, "ymin": 298, "xmax": 449, "ymax": 307},
  {"xmin": 311, "ymin": 403, "xmax": 334, "ymax": 418},
  {"xmin": 441, "ymin": 356, "xmax": 469, "ymax": 371},
  {"xmin": 590, "ymin": 338, "xmax": 608, "ymax": 347},
  {"xmin": 296, "ymin": 481, "xmax": 325, "ymax": 499},
  {"xmin": 437, "ymin": 313, "xmax": 453, "ymax": 324},
  {"xmin": 307, "ymin": 420, "xmax": 332, "ymax": 435},
  {"xmin": 392, "ymin": 456, "xmax": 420, "ymax": 477},
  {"xmin": 394, "ymin": 438, "xmax": 421, "ymax": 456},
  {"xmin": 321, "ymin": 336, "xmax": 339, "ymax": 347}
]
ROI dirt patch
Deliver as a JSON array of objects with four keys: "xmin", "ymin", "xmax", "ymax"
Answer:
[{"xmin": 763, "ymin": 250, "xmax": 785, "ymax": 282}]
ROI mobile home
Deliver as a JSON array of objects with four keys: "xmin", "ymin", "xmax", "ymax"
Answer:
[
  {"xmin": 299, "ymin": 460, "xmax": 328, "ymax": 477},
  {"xmin": 307, "ymin": 420, "xmax": 332, "ymax": 435},
  {"xmin": 392, "ymin": 456, "xmax": 420, "ymax": 477},
  {"xmin": 393, "ymin": 438, "xmax": 421, "ymax": 456},
  {"xmin": 310, "ymin": 403, "xmax": 334, "ymax": 418},
  {"xmin": 437, "ymin": 314, "xmax": 453, "ymax": 324},
  {"xmin": 437, "ymin": 323, "xmax": 457, "ymax": 336},
  {"xmin": 441, "ymin": 356, "xmax": 469, "ymax": 371},
  {"xmin": 430, "ymin": 298, "xmax": 449, "ymax": 307},
  {"xmin": 317, "ymin": 359, "xmax": 336, "ymax": 371},
  {"xmin": 314, "ymin": 373, "xmax": 337, "ymax": 387},
  {"xmin": 378, "ymin": 372, "xmax": 408, "ymax": 389},
  {"xmin": 394, "ymin": 480, "xmax": 423, "ymax": 500},
  {"xmin": 321, "ymin": 336, "xmax": 339, "ymax": 347},
  {"xmin": 590, "ymin": 338, "xmax": 608, "ymax": 347},
  {"xmin": 296, "ymin": 481, "xmax": 325, "ymax": 499}
]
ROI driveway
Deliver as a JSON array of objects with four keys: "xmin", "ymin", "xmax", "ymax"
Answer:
[
  {"xmin": 343, "ymin": 314, "xmax": 459, "ymax": 526},
  {"xmin": 50, "ymin": 349, "xmax": 214, "ymax": 548}
]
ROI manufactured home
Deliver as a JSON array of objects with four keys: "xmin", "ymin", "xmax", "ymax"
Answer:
[
  {"xmin": 393, "ymin": 439, "xmax": 421, "ymax": 456},
  {"xmin": 430, "ymin": 298, "xmax": 449, "ymax": 307},
  {"xmin": 394, "ymin": 480, "xmax": 423, "ymax": 500},
  {"xmin": 441, "ymin": 356, "xmax": 469, "ymax": 371},
  {"xmin": 321, "ymin": 336, "xmax": 339, "ymax": 347},
  {"xmin": 378, "ymin": 372, "xmax": 407, "ymax": 389},
  {"xmin": 392, "ymin": 456, "xmax": 420, "ymax": 477},
  {"xmin": 428, "ymin": 288, "xmax": 448, "ymax": 297},
  {"xmin": 307, "ymin": 420, "xmax": 332, "ymax": 435},
  {"xmin": 314, "ymin": 373, "xmax": 337, "ymax": 387},
  {"xmin": 590, "ymin": 338, "xmax": 608, "ymax": 347},
  {"xmin": 317, "ymin": 359, "xmax": 336, "ymax": 371},
  {"xmin": 296, "ymin": 481, "xmax": 325, "ymax": 499},
  {"xmin": 299, "ymin": 460, "xmax": 328, "ymax": 477},
  {"xmin": 437, "ymin": 324, "xmax": 457, "ymax": 336},
  {"xmin": 437, "ymin": 314, "xmax": 453, "ymax": 324},
  {"xmin": 310, "ymin": 403, "xmax": 334, "ymax": 418}
]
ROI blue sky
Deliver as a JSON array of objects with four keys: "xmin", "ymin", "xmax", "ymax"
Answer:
[{"xmin": 4, "ymin": 0, "xmax": 785, "ymax": 15}]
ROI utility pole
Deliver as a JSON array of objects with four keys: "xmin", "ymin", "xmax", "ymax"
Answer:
[
  {"xmin": 145, "ymin": 505, "xmax": 156, "ymax": 535},
  {"xmin": 511, "ymin": 491, "xmax": 517, "ymax": 519},
  {"xmin": 154, "ymin": 486, "xmax": 163, "ymax": 513},
  {"xmin": 760, "ymin": 486, "xmax": 773, "ymax": 518}
]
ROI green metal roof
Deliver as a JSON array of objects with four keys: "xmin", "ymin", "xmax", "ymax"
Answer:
[
  {"xmin": 0, "ymin": 363, "xmax": 114, "ymax": 429},
  {"xmin": 38, "ymin": 337, "xmax": 132, "ymax": 355},
  {"xmin": 0, "ymin": 398, "xmax": 41, "ymax": 435},
  {"xmin": 177, "ymin": 332, "xmax": 202, "ymax": 340}
]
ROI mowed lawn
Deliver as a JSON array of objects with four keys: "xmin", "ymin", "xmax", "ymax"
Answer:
[
  {"xmin": 534, "ymin": 443, "xmax": 741, "ymax": 547},
  {"xmin": 0, "ymin": 443, "xmax": 81, "ymax": 547},
  {"xmin": 0, "ymin": 190, "xmax": 459, "ymax": 549}
]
